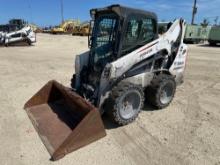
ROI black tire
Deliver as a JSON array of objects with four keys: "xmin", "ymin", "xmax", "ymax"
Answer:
[
  {"xmin": 71, "ymin": 74, "xmax": 76, "ymax": 89},
  {"xmin": 27, "ymin": 39, "xmax": 32, "ymax": 46},
  {"xmin": 146, "ymin": 74, "xmax": 176, "ymax": 109},
  {"xmin": 209, "ymin": 42, "xmax": 216, "ymax": 46},
  {"xmin": 107, "ymin": 82, "xmax": 144, "ymax": 126}
]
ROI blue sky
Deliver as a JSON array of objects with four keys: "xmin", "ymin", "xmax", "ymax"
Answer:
[{"xmin": 0, "ymin": 0, "xmax": 219, "ymax": 26}]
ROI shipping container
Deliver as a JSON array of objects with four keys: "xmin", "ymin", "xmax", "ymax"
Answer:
[
  {"xmin": 208, "ymin": 26, "xmax": 220, "ymax": 45},
  {"xmin": 184, "ymin": 25, "xmax": 211, "ymax": 44}
]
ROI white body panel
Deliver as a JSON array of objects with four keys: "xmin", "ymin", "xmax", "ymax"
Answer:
[
  {"xmin": 75, "ymin": 51, "xmax": 90, "ymax": 89},
  {"xmin": 4, "ymin": 26, "xmax": 36, "ymax": 45},
  {"xmin": 123, "ymin": 72, "xmax": 154, "ymax": 87}
]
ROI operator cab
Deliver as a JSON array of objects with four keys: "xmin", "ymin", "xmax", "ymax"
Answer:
[
  {"xmin": 9, "ymin": 19, "xmax": 26, "ymax": 30},
  {"xmin": 89, "ymin": 4, "xmax": 158, "ymax": 71},
  {"xmin": 0, "ymin": 24, "xmax": 18, "ymax": 33},
  {"xmin": 81, "ymin": 5, "xmax": 158, "ymax": 102}
]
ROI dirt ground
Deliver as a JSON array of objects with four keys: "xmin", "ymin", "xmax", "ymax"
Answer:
[{"xmin": 0, "ymin": 34, "xmax": 220, "ymax": 165}]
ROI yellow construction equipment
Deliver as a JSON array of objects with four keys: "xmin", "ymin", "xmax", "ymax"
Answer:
[
  {"xmin": 72, "ymin": 25, "xmax": 81, "ymax": 36},
  {"xmin": 28, "ymin": 23, "xmax": 43, "ymax": 33},
  {"xmin": 72, "ymin": 22, "xmax": 90, "ymax": 36},
  {"xmin": 51, "ymin": 19, "xmax": 80, "ymax": 34}
]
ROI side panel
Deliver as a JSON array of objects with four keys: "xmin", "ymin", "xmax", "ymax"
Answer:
[
  {"xmin": 75, "ymin": 51, "xmax": 90, "ymax": 73},
  {"xmin": 123, "ymin": 72, "xmax": 154, "ymax": 87},
  {"xmin": 109, "ymin": 20, "xmax": 183, "ymax": 79},
  {"xmin": 109, "ymin": 39, "xmax": 163, "ymax": 78},
  {"xmin": 6, "ymin": 32, "xmax": 23, "ymax": 43},
  {"xmin": 209, "ymin": 26, "xmax": 220, "ymax": 42},
  {"xmin": 74, "ymin": 51, "xmax": 90, "ymax": 89},
  {"xmin": 169, "ymin": 43, "xmax": 188, "ymax": 85}
]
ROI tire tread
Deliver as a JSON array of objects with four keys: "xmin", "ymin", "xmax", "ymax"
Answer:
[
  {"xmin": 146, "ymin": 74, "xmax": 176, "ymax": 109},
  {"xmin": 107, "ymin": 82, "xmax": 144, "ymax": 125}
]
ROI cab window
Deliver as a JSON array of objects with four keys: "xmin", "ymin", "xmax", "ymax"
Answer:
[{"xmin": 122, "ymin": 16, "xmax": 156, "ymax": 55}]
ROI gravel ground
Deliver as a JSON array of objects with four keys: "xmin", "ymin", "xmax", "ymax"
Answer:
[{"xmin": 0, "ymin": 34, "xmax": 220, "ymax": 165}]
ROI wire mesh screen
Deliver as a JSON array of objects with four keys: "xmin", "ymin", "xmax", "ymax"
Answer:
[
  {"xmin": 141, "ymin": 19, "xmax": 154, "ymax": 40},
  {"xmin": 122, "ymin": 18, "xmax": 155, "ymax": 54},
  {"xmin": 96, "ymin": 18, "xmax": 116, "ymax": 47},
  {"xmin": 124, "ymin": 18, "xmax": 154, "ymax": 45},
  {"xmin": 92, "ymin": 16, "xmax": 117, "ymax": 64},
  {"xmin": 125, "ymin": 20, "xmax": 139, "ymax": 44}
]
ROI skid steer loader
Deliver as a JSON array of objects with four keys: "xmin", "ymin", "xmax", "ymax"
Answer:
[
  {"xmin": 0, "ymin": 24, "xmax": 17, "ymax": 45},
  {"xmin": 24, "ymin": 4, "xmax": 188, "ymax": 160},
  {"xmin": 4, "ymin": 26, "xmax": 36, "ymax": 46}
]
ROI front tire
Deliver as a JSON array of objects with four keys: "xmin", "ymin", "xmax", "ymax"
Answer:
[
  {"xmin": 27, "ymin": 39, "xmax": 32, "ymax": 46},
  {"xmin": 209, "ymin": 42, "xmax": 216, "ymax": 46},
  {"xmin": 146, "ymin": 74, "xmax": 176, "ymax": 109},
  {"xmin": 107, "ymin": 82, "xmax": 144, "ymax": 126}
]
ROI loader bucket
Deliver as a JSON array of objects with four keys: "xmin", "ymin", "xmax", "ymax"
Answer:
[{"xmin": 24, "ymin": 80, "xmax": 106, "ymax": 161}]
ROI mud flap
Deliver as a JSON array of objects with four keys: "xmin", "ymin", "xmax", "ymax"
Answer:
[{"xmin": 24, "ymin": 80, "xmax": 106, "ymax": 161}]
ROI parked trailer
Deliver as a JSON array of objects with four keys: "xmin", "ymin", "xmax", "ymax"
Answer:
[
  {"xmin": 208, "ymin": 26, "xmax": 220, "ymax": 46},
  {"xmin": 184, "ymin": 25, "xmax": 211, "ymax": 44}
]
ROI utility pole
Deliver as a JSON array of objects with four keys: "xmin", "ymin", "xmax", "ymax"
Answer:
[
  {"xmin": 191, "ymin": 0, "xmax": 197, "ymax": 25},
  {"xmin": 27, "ymin": 0, "xmax": 33, "ymax": 24},
  {"xmin": 60, "ymin": 0, "xmax": 64, "ymax": 23}
]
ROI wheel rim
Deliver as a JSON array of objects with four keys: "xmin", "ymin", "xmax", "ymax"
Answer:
[
  {"xmin": 119, "ymin": 90, "xmax": 141, "ymax": 119},
  {"xmin": 160, "ymin": 83, "xmax": 173, "ymax": 105}
]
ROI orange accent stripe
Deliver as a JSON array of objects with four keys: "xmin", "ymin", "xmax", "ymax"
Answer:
[{"xmin": 137, "ymin": 41, "xmax": 158, "ymax": 53}]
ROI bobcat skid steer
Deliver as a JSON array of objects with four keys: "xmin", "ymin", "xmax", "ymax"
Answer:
[
  {"xmin": 4, "ymin": 26, "xmax": 36, "ymax": 46},
  {"xmin": 24, "ymin": 5, "xmax": 188, "ymax": 160}
]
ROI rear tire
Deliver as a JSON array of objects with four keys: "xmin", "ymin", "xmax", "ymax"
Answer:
[
  {"xmin": 145, "ymin": 74, "xmax": 176, "ymax": 109},
  {"xmin": 107, "ymin": 82, "xmax": 144, "ymax": 125},
  {"xmin": 209, "ymin": 42, "xmax": 216, "ymax": 46},
  {"xmin": 27, "ymin": 39, "xmax": 32, "ymax": 46}
]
